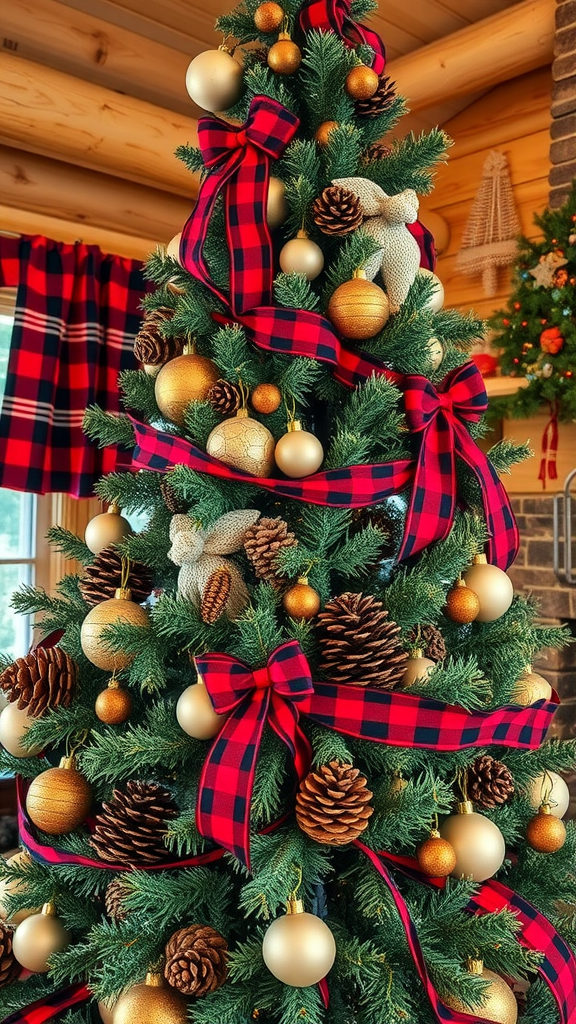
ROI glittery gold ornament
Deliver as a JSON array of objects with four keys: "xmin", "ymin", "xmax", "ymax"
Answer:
[
  {"xmin": 185, "ymin": 47, "xmax": 243, "ymax": 112},
  {"xmin": 418, "ymin": 267, "xmax": 445, "ymax": 311},
  {"xmin": 274, "ymin": 420, "xmax": 324, "ymax": 478},
  {"xmin": 314, "ymin": 120, "xmax": 339, "ymax": 147},
  {"xmin": 327, "ymin": 269, "xmax": 390, "ymax": 340},
  {"xmin": 95, "ymin": 679, "xmax": 133, "ymax": 725},
  {"xmin": 526, "ymin": 803, "xmax": 566, "ymax": 853},
  {"xmin": 268, "ymin": 32, "xmax": 301, "ymax": 74},
  {"xmin": 510, "ymin": 665, "xmax": 552, "ymax": 706},
  {"xmin": 267, "ymin": 177, "xmax": 288, "ymax": 229},
  {"xmin": 254, "ymin": 1, "xmax": 284, "ymax": 32},
  {"xmin": 206, "ymin": 408, "xmax": 275, "ymax": 477},
  {"xmin": 262, "ymin": 899, "xmax": 336, "ymax": 987},
  {"xmin": 85, "ymin": 503, "xmax": 132, "ymax": 555},
  {"xmin": 279, "ymin": 231, "xmax": 324, "ymax": 280},
  {"xmin": 251, "ymin": 383, "xmax": 282, "ymax": 414},
  {"xmin": 12, "ymin": 902, "xmax": 71, "ymax": 974},
  {"xmin": 439, "ymin": 801, "xmax": 505, "ymax": 882},
  {"xmin": 462, "ymin": 554, "xmax": 513, "ymax": 623},
  {"xmin": 176, "ymin": 680, "xmax": 223, "ymax": 740},
  {"xmin": 0, "ymin": 850, "xmax": 38, "ymax": 926},
  {"xmin": 112, "ymin": 972, "xmax": 188, "ymax": 1024},
  {"xmin": 444, "ymin": 579, "xmax": 480, "ymax": 624},
  {"xmin": 80, "ymin": 587, "xmax": 150, "ymax": 671},
  {"xmin": 443, "ymin": 959, "xmax": 518, "ymax": 1024},
  {"xmin": 155, "ymin": 348, "xmax": 219, "ymax": 427},
  {"xmin": 26, "ymin": 756, "xmax": 92, "ymax": 835},
  {"xmin": 345, "ymin": 65, "xmax": 379, "ymax": 100},
  {"xmin": 401, "ymin": 649, "xmax": 435, "ymax": 687},
  {"xmin": 526, "ymin": 771, "xmax": 569, "ymax": 818},
  {"xmin": 282, "ymin": 577, "xmax": 321, "ymax": 619},
  {"xmin": 417, "ymin": 830, "xmax": 457, "ymax": 877},
  {"xmin": 0, "ymin": 703, "xmax": 42, "ymax": 758}
]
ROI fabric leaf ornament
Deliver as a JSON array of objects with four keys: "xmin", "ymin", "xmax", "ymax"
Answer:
[
  {"xmin": 332, "ymin": 177, "xmax": 421, "ymax": 312},
  {"xmin": 168, "ymin": 510, "xmax": 260, "ymax": 618}
]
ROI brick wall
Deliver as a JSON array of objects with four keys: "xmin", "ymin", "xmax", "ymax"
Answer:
[{"xmin": 550, "ymin": 0, "xmax": 576, "ymax": 208}]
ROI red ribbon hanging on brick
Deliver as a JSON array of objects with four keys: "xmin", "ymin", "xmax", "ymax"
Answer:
[{"xmin": 298, "ymin": 0, "xmax": 386, "ymax": 74}]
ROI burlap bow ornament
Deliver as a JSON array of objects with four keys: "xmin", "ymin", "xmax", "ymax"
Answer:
[
  {"xmin": 333, "ymin": 177, "xmax": 421, "ymax": 312},
  {"xmin": 168, "ymin": 510, "xmax": 260, "ymax": 618}
]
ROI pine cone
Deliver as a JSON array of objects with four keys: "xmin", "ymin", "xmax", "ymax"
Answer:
[
  {"xmin": 105, "ymin": 878, "xmax": 130, "ymax": 922},
  {"xmin": 316, "ymin": 592, "xmax": 408, "ymax": 688},
  {"xmin": 467, "ymin": 755, "xmax": 515, "ymax": 809},
  {"xmin": 361, "ymin": 142, "xmax": 393, "ymax": 164},
  {"xmin": 0, "ymin": 922, "xmax": 19, "ymax": 989},
  {"xmin": 0, "ymin": 647, "xmax": 77, "ymax": 718},
  {"xmin": 207, "ymin": 380, "xmax": 241, "ymax": 417},
  {"xmin": 296, "ymin": 761, "xmax": 373, "ymax": 845},
  {"xmin": 160, "ymin": 479, "xmax": 189, "ymax": 515},
  {"xmin": 312, "ymin": 186, "xmax": 364, "ymax": 237},
  {"xmin": 243, "ymin": 517, "xmax": 297, "ymax": 587},
  {"xmin": 200, "ymin": 567, "xmax": 232, "ymax": 624},
  {"xmin": 89, "ymin": 781, "xmax": 178, "ymax": 866},
  {"xmin": 165, "ymin": 924, "xmax": 228, "ymax": 996},
  {"xmin": 79, "ymin": 546, "xmax": 153, "ymax": 607},
  {"xmin": 355, "ymin": 75, "xmax": 396, "ymax": 117},
  {"xmin": 133, "ymin": 307, "xmax": 184, "ymax": 366},
  {"xmin": 410, "ymin": 625, "xmax": 446, "ymax": 663}
]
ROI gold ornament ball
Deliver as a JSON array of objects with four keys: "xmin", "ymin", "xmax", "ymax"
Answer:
[
  {"xmin": 314, "ymin": 120, "xmax": 339, "ymax": 147},
  {"xmin": 85, "ymin": 505, "xmax": 132, "ymax": 556},
  {"xmin": 81, "ymin": 589, "xmax": 150, "ymax": 672},
  {"xmin": 462, "ymin": 555, "xmax": 514, "ymax": 623},
  {"xmin": 526, "ymin": 805, "xmax": 566, "ymax": 853},
  {"xmin": 418, "ymin": 268, "xmax": 445, "ymax": 312},
  {"xmin": 444, "ymin": 961, "xmax": 518, "ymax": 1024},
  {"xmin": 417, "ymin": 832, "xmax": 457, "ymax": 878},
  {"xmin": 98, "ymin": 1000, "xmax": 117, "ymax": 1024},
  {"xmin": 12, "ymin": 903, "xmax": 71, "ymax": 974},
  {"xmin": 185, "ymin": 48, "xmax": 243, "ymax": 112},
  {"xmin": 401, "ymin": 653, "xmax": 435, "ymax": 687},
  {"xmin": 328, "ymin": 273, "xmax": 390, "ymax": 340},
  {"xmin": 176, "ymin": 681, "xmax": 223, "ymax": 740},
  {"xmin": 112, "ymin": 973, "xmax": 188, "ymax": 1024},
  {"xmin": 282, "ymin": 578, "xmax": 321, "ymax": 620},
  {"xmin": 267, "ymin": 34, "xmax": 301, "ymax": 75},
  {"xmin": 0, "ymin": 703, "xmax": 42, "ymax": 759},
  {"xmin": 427, "ymin": 337, "xmax": 444, "ymax": 372},
  {"xmin": 345, "ymin": 64, "xmax": 379, "ymax": 100},
  {"xmin": 155, "ymin": 352, "xmax": 220, "ymax": 428},
  {"xmin": 95, "ymin": 682, "xmax": 133, "ymax": 725},
  {"xmin": 444, "ymin": 580, "xmax": 480, "ymax": 624},
  {"xmin": 206, "ymin": 410, "xmax": 275, "ymax": 477},
  {"xmin": 267, "ymin": 177, "xmax": 288, "ymax": 229},
  {"xmin": 262, "ymin": 902, "xmax": 336, "ymax": 987},
  {"xmin": 527, "ymin": 771, "xmax": 569, "ymax": 818},
  {"xmin": 511, "ymin": 666, "xmax": 552, "ymax": 706},
  {"xmin": 279, "ymin": 236, "xmax": 324, "ymax": 280},
  {"xmin": 439, "ymin": 803, "xmax": 505, "ymax": 882},
  {"xmin": 254, "ymin": 1, "xmax": 284, "ymax": 32},
  {"xmin": 0, "ymin": 850, "xmax": 38, "ymax": 926},
  {"xmin": 274, "ymin": 422, "xmax": 324, "ymax": 478},
  {"xmin": 166, "ymin": 232, "xmax": 182, "ymax": 264},
  {"xmin": 26, "ymin": 758, "xmax": 92, "ymax": 836},
  {"xmin": 251, "ymin": 383, "xmax": 282, "ymax": 414}
]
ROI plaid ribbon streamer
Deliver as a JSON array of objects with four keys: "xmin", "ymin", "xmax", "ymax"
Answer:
[
  {"xmin": 179, "ymin": 96, "xmax": 299, "ymax": 315},
  {"xmin": 298, "ymin": 0, "xmax": 386, "ymax": 74},
  {"xmin": 196, "ymin": 642, "xmax": 314, "ymax": 869},
  {"xmin": 409, "ymin": 219, "xmax": 437, "ymax": 271},
  {"xmin": 1, "ymin": 983, "xmax": 91, "ymax": 1024}
]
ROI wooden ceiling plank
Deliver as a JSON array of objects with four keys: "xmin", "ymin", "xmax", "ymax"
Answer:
[
  {"xmin": 56, "ymin": 0, "xmax": 215, "ymax": 55},
  {"xmin": 0, "ymin": 204, "xmax": 157, "ymax": 261}
]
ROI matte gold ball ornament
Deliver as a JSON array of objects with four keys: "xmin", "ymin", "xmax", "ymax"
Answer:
[
  {"xmin": 155, "ymin": 345, "xmax": 220, "ymax": 427},
  {"xmin": 444, "ymin": 958, "xmax": 518, "ymax": 1024},
  {"xmin": 274, "ymin": 419, "xmax": 324, "ymax": 478},
  {"xmin": 80, "ymin": 587, "xmax": 150, "ymax": 672},
  {"xmin": 444, "ymin": 579, "xmax": 480, "ymax": 624},
  {"xmin": 511, "ymin": 665, "xmax": 552, "ymax": 706},
  {"xmin": 417, "ymin": 830, "xmax": 457, "ymax": 878},
  {"xmin": 401, "ymin": 649, "xmax": 435, "ymax": 687},
  {"xmin": 0, "ymin": 850, "xmax": 38, "ymax": 925},
  {"xmin": 267, "ymin": 177, "xmax": 288, "ymax": 229},
  {"xmin": 0, "ymin": 703, "xmax": 42, "ymax": 758},
  {"xmin": 262, "ymin": 898, "xmax": 336, "ymax": 987},
  {"xmin": 526, "ymin": 771, "xmax": 569, "ymax": 818},
  {"xmin": 282, "ymin": 577, "xmax": 321, "ymax": 620},
  {"xmin": 251, "ymin": 383, "xmax": 282, "ymax": 414},
  {"xmin": 12, "ymin": 902, "xmax": 71, "ymax": 974},
  {"xmin": 314, "ymin": 120, "xmax": 339, "ymax": 147},
  {"xmin": 112, "ymin": 971, "xmax": 188, "ymax": 1024},
  {"xmin": 267, "ymin": 32, "xmax": 302, "ymax": 74},
  {"xmin": 279, "ymin": 231, "xmax": 325, "ymax": 280},
  {"xmin": 439, "ymin": 801, "xmax": 506, "ymax": 882},
  {"xmin": 26, "ymin": 756, "xmax": 92, "ymax": 835},
  {"xmin": 176, "ymin": 680, "xmax": 223, "ymax": 740},
  {"xmin": 206, "ymin": 407, "xmax": 275, "ymax": 477},
  {"xmin": 418, "ymin": 268, "xmax": 445, "ymax": 311},
  {"xmin": 327, "ymin": 269, "xmax": 390, "ymax": 340},
  {"xmin": 345, "ymin": 64, "xmax": 379, "ymax": 100},
  {"xmin": 97, "ymin": 1000, "xmax": 116, "ymax": 1024},
  {"xmin": 254, "ymin": 1, "xmax": 284, "ymax": 32},
  {"xmin": 462, "ymin": 554, "xmax": 514, "ymax": 623},
  {"xmin": 185, "ymin": 46, "xmax": 244, "ymax": 112},
  {"xmin": 95, "ymin": 678, "xmax": 133, "ymax": 725},
  {"xmin": 526, "ymin": 803, "xmax": 567, "ymax": 853},
  {"xmin": 85, "ymin": 504, "xmax": 132, "ymax": 556}
]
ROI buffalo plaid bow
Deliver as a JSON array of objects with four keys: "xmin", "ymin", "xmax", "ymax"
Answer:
[
  {"xmin": 179, "ymin": 96, "xmax": 299, "ymax": 315},
  {"xmin": 299, "ymin": 0, "xmax": 386, "ymax": 74},
  {"xmin": 1, "ymin": 983, "xmax": 91, "ymax": 1024},
  {"xmin": 196, "ymin": 641, "xmax": 313, "ymax": 869}
]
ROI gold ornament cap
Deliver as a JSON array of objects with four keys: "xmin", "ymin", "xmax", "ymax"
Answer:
[
  {"xmin": 286, "ymin": 898, "xmax": 304, "ymax": 915},
  {"xmin": 466, "ymin": 957, "xmax": 484, "ymax": 975},
  {"xmin": 236, "ymin": 407, "xmax": 249, "ymax": 419},
  {"xmin": 296, "ymin": 575, "xmax": 309, "ymax": 585},
  {"xmin": 456, "ymin": 800, "xmax": 474, "ymax": 815},
  {"xmin": 353, "ymin": 268, "xmax": 367, "ymax": 280},
  {"xmin": 114, "ymin": 587, "xmax": 133, "ymax": 601},
  {"xmin": 59, "ymin": 755, "xmax": 76, "ymax": 770},
  {"xmin": 287, "ymin": 420, "xmax": 302, "ymax": 432},
  {"xmin": 145, "ymin": 971, "xmax": 164, "ymax": 988},
  {"xmin": 473, "ymin": 553, "xmax": 488, "ymax": 565},
  {"xmin": 108, "ymin": 503, "xmax": 121, "ymax": 515},
  {"xmin": 41, "ymin": 901, "xmax": 57, "ymax": 917},
  {"xmin": 539, "ymin": 802, "xmax": 552, "ymax": 815}
]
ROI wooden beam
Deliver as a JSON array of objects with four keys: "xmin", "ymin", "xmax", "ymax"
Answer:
[
  {"xmin": 390, "ymin": 0, "xmax": 555, "ymax": 112},
  {"xmin": 0, "ymin": 204, "xmax": 157, "ymax": 261}
]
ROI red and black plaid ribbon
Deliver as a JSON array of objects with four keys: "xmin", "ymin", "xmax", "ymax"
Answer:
[
  {"xmin": 1, "ymin": 982, "xmax": 90, "ymax": 1024},
  {"xmin": 298, "ymin": 0, "xmax": 386, "ymax": 74},
  {"xmin": 538, "ymin": 399, "xmax": 560, "ymax": 490}
]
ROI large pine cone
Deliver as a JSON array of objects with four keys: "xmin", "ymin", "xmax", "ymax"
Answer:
[
  {"xmin": 104, "ymin": 878, "xmax": 130, "ymax": 921},
  {"xmin": 296, "ymin": 761, "xmax": 373, "ymax": 845},
  {"xmin": 79, "ymin": 546, "xmax": 153, "ymax": 607},
  {"xmin": 312, "ymin": 186, "xmax": 363, "ymax": 237},
  {"xmin": 467, "ymin": 755, "xmax": 514, "ymax": 809},
  {"xmin": 134, "ymin": 307, "xmax": 184, "ymax": 366},
  {"xmin": 0, "ymin": 647, "xmax": 77, "ymax": 718},
  {"xmin": 164, "ymin": 924, "xmax": 228, "ymax": 996},
  {"xmin": 160, "ymin": 479, "xmax": 189, "ymax": 515},
  {"xmin": 89, "ymin": 781, "xmax": 178, "ymax": 866},
  {"xmin": 355, "ymin": 75, "xmax": 396, "ymax": 117},
  {"xmin": 243, "ymin": 517, "xmax": 297, "ymax": 587},
  {"xmin": 361, "ymin": 142, "xmax": 392, "ymax": 164},
  {"xmin": 0, "ymin": 922, "xmax": 20, "ymax": 989},
  {"xmin": 316, "ymin": 592, "xmax": 408, "ymax": 688}
]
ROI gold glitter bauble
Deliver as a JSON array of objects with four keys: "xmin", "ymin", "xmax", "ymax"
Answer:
[
  {"xmin": 314, "ymin": 120, "xmax": 339, "ymax": 147},
  {"xmin": 85, "ymin": 504, "xmax": 132, "ymax": 555},
  {"xmin": 80, "ymin": 588, "xmax": 150, "ymax": 671},
  {"xmin": 0, "ymin": 703, "xmax": 42, "ymax": 758},
  {"xmin": 279, "ymin": 235, "xmax": 324, "ymax": 280},
  {"xmin": 267, "ymin": 177, "xmax": 288, "ymax": 229},
  {"xmin": 328, "ymin": 271, "xmax": 390, "ymax": 340},
  {"xmin": 112, "ymin": 973, "xmax": 188, "ymax": 1024},
  {"xmin": 462, "ymin": 554, "xmax": 513, "ymax": 623},
  {"xmin": 401, "ymin": 652, "xmax": 435, "ymax": 687},
  {"xmin": 185, "ymin": 48, "xmax": 243, "ymax": 112},
  {"xmin": 345, "ymin": 64, "xmax": 379, "ymax": 99},
  {"xmin": 526, "ymin": 771, "xmax": 569, "ymax": 818},
  {"xmin": 444, "ymin": 579, "xmax": 480, "ymax": 624},
  {"xmin": 155, "ymin": 352, "xmax": 219, "ymax": 427},
  {"xmin": 0, "ymin": 850, "xmax": 38, "ymax": 926},
  {"xmin": 262, "ymin": 900, "xmax": 336, "ymax": 987},
  {"xmin": 267, "ymin": 34, "xmax": 301, "ymax": 74},
  {"xmin": 526, "ymin": 804, "xmax": 566, "ymax": 853},
  {"xmin": 95, "ymin": 681, "xmax": 133, "ymax": 725},
  {"xmin": 417, "ymin": 831, "xmax": 457, "ymax": 877},
  {"xmin": 26, "ymin": 757, "xmax": 92, "ymax": 835},
  {"xmin": 176, "ymin": 681, "xmax": 223, "ymax": 740},
  {"xmin": 12, "ymin": 903, "xmax": 71, "ymax": 973},
  {"xmin": 206, "ymin": 409, "xmax": 275, "ymax": 477},
  {"xmin": 251, "ymin": 383, "xmax": 282, "ymax": 414},
  {"xmin": 511, "ymin": 665, "xmax": 552, "ymax": 706},
  {"xmin": 254, "ymin": 1, "xmax": 284, "ymax": 32},
  {"xmin": 274, "ymin": 421, "xmax": 324, "ymax": 478},
  {"xmin": 439, "ymin": 802, "xmax": 505, "ymax": 882},
  {"xmin": 282, "ymin": 578, "xmax": 321, "ymax": 620},
  {"xmin": 444, "ymin": 960, "xmax": 518, "ymax": 1024}
]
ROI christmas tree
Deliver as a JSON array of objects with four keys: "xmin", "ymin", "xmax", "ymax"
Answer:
[{"xmin": 0, "ymin": 3, "xmax": 575, "ymax": 1024}]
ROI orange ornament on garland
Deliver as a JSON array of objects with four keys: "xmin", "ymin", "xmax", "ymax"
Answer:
[{"xmin": 540, "ymin": 326, "xmax": 564, "ymax": 355}]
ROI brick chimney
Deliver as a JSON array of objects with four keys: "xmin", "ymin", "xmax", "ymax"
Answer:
[{"xmin": 549, "ymin": 0, "xmax": 576, "ymax": 207}]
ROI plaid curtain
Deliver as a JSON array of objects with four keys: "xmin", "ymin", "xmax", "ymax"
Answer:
[{"xmin": 0, "ymin": 234, "xmax": 149, "ymax": 496}]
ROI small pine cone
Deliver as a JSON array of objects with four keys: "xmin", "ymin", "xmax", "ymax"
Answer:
[
  {"xmin": 0, "ymin": 647, "xmax": 77, "ymax": 718},
  {"xmin": 160, "ymin": 479, "xmax": 189, "ymax": 515},
  {"xmin": 312, "ymin": 185, "xmax": 364, "ymax": 237},
  {"xmin": 105, "ymin": 878, "xmax": 130, "ymax": 922},
  {"xmin": 467, "ymin": 755, "xmax": 515, "ymax": 809},
  {"xmin": 133, "ymin": 307, "xmax": 184, "ymax": 366},
  {"xmin": 316, "ymin": 592, "xmax": 408, "ymax": 688},
  {"xmin": 165, "ymin": 924, "xmax": 228, "ymax": 996},
  {"xmin": 296, "ymin": 761, "xmax": 373, "ymax": 845},
  {"xmin": 79, "ymin": 546, "xmax": 153, "ymax": 608},
  {"xmin": 0, "ymin": 922, "xmax": 20, "ymax": 989},
  {"xmin": 361, "ymin": 142, "xmax": 393, "ymax": 164},
  {"xmin": 200, "ymin": 567, "xmax": 232, "ymax": 624},
  {"xmin": 207, "ymin": 380, "xmax": 241, "ymax": 417},
  {"xmin": 243, "ymin": 516, "xmax": 297, "ymax": 587},
  {"xmin": 410, "ymin": 625, "xmax": 447, "ymax": 663},
  {"xmin": 355, "ymin": 75, "xmax": 396, "ymax": 117},
  {"xmin": 89, "ymin": 781, "xmax": 178, "ymax": 866}
]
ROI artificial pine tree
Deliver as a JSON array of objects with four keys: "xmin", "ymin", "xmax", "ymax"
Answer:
[{"xmin": 0, "ymin": 3, "xmax": 575, "ymax": 1024}]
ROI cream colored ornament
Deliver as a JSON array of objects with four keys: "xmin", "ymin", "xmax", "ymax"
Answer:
[
  {"xmin": 206, "ymin": 408, "xmax": 275, "ymax": 477},
  {"xmin": 279, "ymin": 231, "xmax": 324, "ymax": 280},
  {"xmin": 439, "ymin": 801, "xmax": 505, "ymax": 881},
  {"xmin": 511, "ymin": 665, "xmax": 552, "ymax": 706},
  {"xmin": 418, "ymin": 268, "xmax": 445, "ymax": 311},
  {"xmin": 444, "ymin": 958, "xmax": 518, "ymax": 1024},
  {"xmin": 526, "ymin": 771, "xmax": 569, "ymax": 818},
  {"xmin": 185, "ymin": 47, "xmax": 243, "ymax": 112},
  {"xmin": 0, "ymin": 850, "xmax": 38, "ymax": 926},
  {"xmin": 401, "ymin": 650, "xmax": 435, "ymax": 687},
  {"xmin": 176, "ymin": 680, "xmax": 223, "ymax": 740},
  {"xmin": 85, "ymin": 503, "xmax": 132, "ymax": 555},
  {"xmin": 80, "ymin": 587, "xmax": 150, "ymax": 671},
  {"xmin": 262, "ymin": 899, "xmax": 336, "ymax": 987},
  {"xmin": 332, "ymin": 177, "xmax": 420, "ymax": 312},
  {"xmin": 12, "ymin": 902, "xmax": 71, "ymax": 973},
  {"xmin": 267, "ymin": 177, "xmax": 288, "ymax": 229},
  {"xmin": 112, "ymin": 972, "xmax": 188, "ymax": 1024},
  {"xmin": 0, "ymin": 703, "xmax": 42, "ymax": 758},
  {"xmin": 168, "ymin": 508, "xmax": 259, "ymax": 619},
  {"xmin": 274, "ymin": 420, "xmax": 324, "ymax": 478},
  {"xmin": 463, "ymin": 554, "xmax": 513, "ymax": 622},
  {"xmin": 427, "ymin": 337, "xmax": 444, "ymax": 371},
  {"xmin": 166, "ymin": 233, "xmax": 182, "ymax": 264}
]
